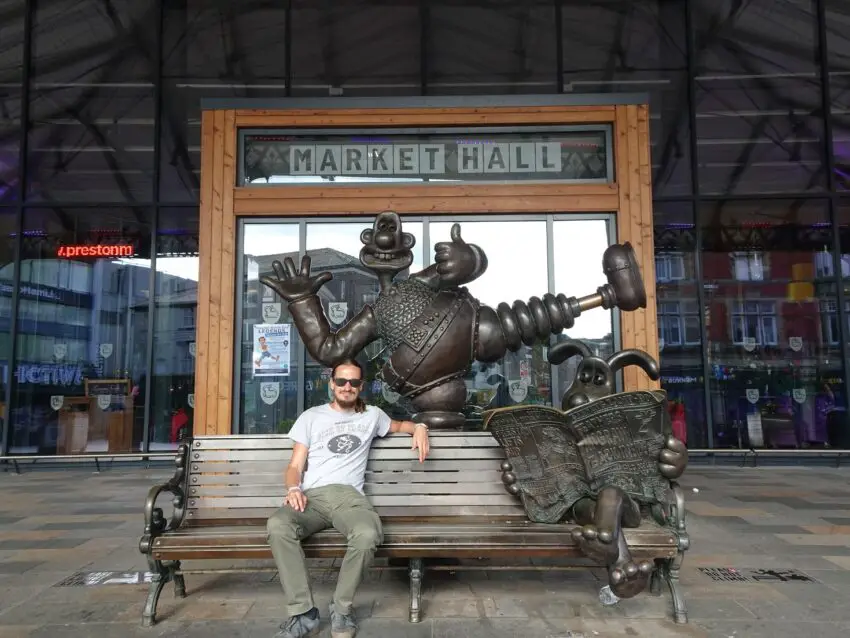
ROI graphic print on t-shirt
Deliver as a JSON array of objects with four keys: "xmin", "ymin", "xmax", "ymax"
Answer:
[{"xmin": 327, "ymin": 433, "xmax": 362, "ymax": 455}]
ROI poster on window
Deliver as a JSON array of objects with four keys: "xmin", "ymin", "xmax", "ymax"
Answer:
[{"xmin": 252, "ymin": 323, "xmax": 291, "ymax": 377}]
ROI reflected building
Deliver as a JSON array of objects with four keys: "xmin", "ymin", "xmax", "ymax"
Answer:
[
  {"xmin": 5, "ymin": 251, "xmax": 198, "ymax": 454},
  {"xmin": 0, "ymin": 0, "xmax": 849, "ymax": 457}
]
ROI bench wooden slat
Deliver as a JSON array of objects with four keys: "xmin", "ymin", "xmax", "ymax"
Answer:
[
  {"xmin": 188, "ymin": 459, "xmax": 504, "ymax": 473},
  {"xmin": 191, "ymin": 434, "xmax": 500, "ymax": 450},
  {"xmin": 190, "ymin": 470, "xmax": 505, "ymax": 486},
  {"xmin": 156, "ymin": 523, "xmax": 673, "ymax": 543},
  {"xmin": 151, "ymin": 523, "xmax": 677, "ymax": 561},
  {"xmin": 189, "ymin": 482, "xmax": 512, "ymax": 497},
  {"xmin": 185, "ymin": 505, "xmax": 527, "ymax": 523},
  {"xmin": 190, "ymin": 447, "xmax": 505, "ymax": 462},
  {"xmin": 187, "ymin": 493, "xmax": 521, "ymax": 509}
]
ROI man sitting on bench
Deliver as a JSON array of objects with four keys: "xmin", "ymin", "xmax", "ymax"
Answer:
[{"xmin": 267, "ymin": 359, "xmax": 431, "ymax": 638}]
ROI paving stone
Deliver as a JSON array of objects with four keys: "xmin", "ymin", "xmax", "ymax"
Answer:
[
  {"xmin": 2, "ymin": 466, "xmax": 850, "ymax": 635},
  {"xmin": 432, "ymin": 617, "xmax": 708, "ymax": 637},
  {"xmin": 697, "ymin": 620, "xmax": 848, "ymax": 638},
  {"xmin": 0, "ymin": 601, "xmax": 137, "ymax": 626},
  {"xmin": 821, "ymin": 517, "xmax": 850, "ymax": 525},
  {"xmin": 735, "ymin": 590, "xmax": 850, "ymax": 623},
  {"xmin": 0, "ymin": 562, "xmax": 44, "ymax": 575},
  {"xmin": 36, "ymin": 522, "xmax": 125, "ymax": 530},
  {"xmin": 752, "ymin": 543, "xmax": 850, "ymax": 556},
  {"xmin": 0, "ymin": 539, "xmax": 89, "ymax": 550}
]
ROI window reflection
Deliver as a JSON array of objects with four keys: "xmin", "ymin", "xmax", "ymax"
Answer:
[
  {"xmin": 551, "ymin": 219, "xmax": 614, "ymax": 404},
  {"xmin": 149, "ymin": 208, "xmax": 199, "ymax": 450},
  {"xmin": 9, "ymin": 208, "xmax": 150, "ymax": 455},
  {"xmin": 702, "ymin": 200, "xmax": 847, "ymax": 449},
  {"xmin": 238, "ymin": 223, "xmax": 300, "ymax": 435},
  {"xmin": 654, "ymin": 203, "xmax": 706, "ymax": 448},
  {"xmin": 0, "ymin": 209, "xmax": 16, "ymax": 444}
]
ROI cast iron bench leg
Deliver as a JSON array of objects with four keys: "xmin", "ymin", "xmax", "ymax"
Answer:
[
  {"xmin": 142, "ymin": 560, "xmax": 171, "ymax": 627},
  {"xmin": 408, "ymin": 558, "xmax": 423, "ymax": 623},
  {"xmin": 664, "ymin": 552, "xmax": 688, "ymax": 624},
  {"xmin": 649, "ymin": 558, "xmax": 664, "ymax": 596},
  {"xmin": 172, "ymin": 561, "xmax": 186, "ymax": 598}
]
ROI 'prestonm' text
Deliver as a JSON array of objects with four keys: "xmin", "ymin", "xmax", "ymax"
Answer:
[{"xmin": 57, "ymin": 244, "xmax": 134, "ymax": 258}]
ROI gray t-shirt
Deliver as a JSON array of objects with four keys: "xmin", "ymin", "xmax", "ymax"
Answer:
[{"xmin": 287, "ymin": 403, "xmax": 392, "ymax": 493}]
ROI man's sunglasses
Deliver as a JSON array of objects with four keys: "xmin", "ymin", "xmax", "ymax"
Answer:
[{"xmin": 333, "ymin": 377, "xmax": 363, "ymax": 388}]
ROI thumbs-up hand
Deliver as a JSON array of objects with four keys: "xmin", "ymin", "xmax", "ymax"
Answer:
[{"xmin": 433, "ymin": 223, "xmax": 485, "ymax": 287}]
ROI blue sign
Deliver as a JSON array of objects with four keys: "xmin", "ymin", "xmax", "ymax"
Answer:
[{"xmin": 14, "ymin": 363, "xmax": 84, "ymax": 386}]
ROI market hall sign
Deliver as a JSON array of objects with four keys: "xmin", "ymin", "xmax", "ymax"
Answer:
[
  {"xmin": 242, "ymin": 130, "xmax": 609, "ymax": 183},
  {"xmin": 292, "ymin": 143, "xmax": 561, "ymax": 175}
]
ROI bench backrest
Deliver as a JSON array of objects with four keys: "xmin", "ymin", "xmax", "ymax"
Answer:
[{"xmin": 183, "ymin": 431, "xmax": 526, "ymax": 527}]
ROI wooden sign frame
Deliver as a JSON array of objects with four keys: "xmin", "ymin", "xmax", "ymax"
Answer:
[{"xmin": 195, "ymin": 100, "xmax": 658, "ymax": 436}]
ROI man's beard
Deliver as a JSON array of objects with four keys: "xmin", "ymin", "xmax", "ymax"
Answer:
[{"xmin": 334, "ymin": 394, "xmax": 358, "ymax": 409}]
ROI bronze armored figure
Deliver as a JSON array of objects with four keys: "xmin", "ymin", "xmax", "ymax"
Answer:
[{"xmin": 260, "ymin": 211, "xmax": 648, "ymax": 430}]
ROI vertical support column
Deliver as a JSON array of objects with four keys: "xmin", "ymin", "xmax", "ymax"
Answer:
[
  {"xmin": 218, "ymin": 111, "xmax": 237, "ymax": 433},
  {"xmin": 685, "ymin": 0, "xmax": 714, "ymax": 448},
  {"xmin": 143, "ymin": 0, "xmax": 165, "ymax": 454},
  {"xmin": 815, "ymin": 0, "xmax": 850, "ymax": 424},
  {"xmin": 195, "ymin": 110, "xmax": 237, "ymax": 436},
  {"xmin": 615, "ymin": 104, "xmax": 660, "ymax": 392},
  {"xmin": 554, "ymin": 0, "xmax": 564, "ymax": 93},
  {"xmin": 636, "ymin": 105, "xmax": 660, "ymax": 368},
  {"xmin": 4, "ymin": 0, "xmax": 35, "ymax": 455}
]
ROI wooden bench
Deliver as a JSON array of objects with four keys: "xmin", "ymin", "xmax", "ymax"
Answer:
[{"xmin": 139, "ymin": 432, "xmax": 689, "ymax": 627}]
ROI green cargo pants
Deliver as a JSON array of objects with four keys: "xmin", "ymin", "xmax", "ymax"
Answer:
[{"xmin": 266, "ymin": 483, "xmax": 384, "ymax": 618}]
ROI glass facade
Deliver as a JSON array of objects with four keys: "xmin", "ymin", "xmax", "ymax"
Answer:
[
  {"xmin": 0, "ymin": 0, "xmax": 849, "ymax": 454},
  {"xmin": 236, "ymin": 215, "xmax": 614, "ymax": 434}
]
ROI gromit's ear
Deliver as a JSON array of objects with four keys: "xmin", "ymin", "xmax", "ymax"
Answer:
[
  {"xmin": 360, "ymin": 228, "xmax": 374, "ymax": 245},
  {"xmin": 547, "ymin": 339, "xmax": 592, "ymax": 366},
  {"xmin": 606, "ymin": 349, "xmax": 660, "ymax": 380}
]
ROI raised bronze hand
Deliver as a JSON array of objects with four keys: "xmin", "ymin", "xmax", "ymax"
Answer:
[
  {"xmin": 658, "ymin": 435, "xmax": 688, "ymax": 480},
  {"xmin": 260, "ymin": 255, "xmax": 333, "ymax": 303},
  {"xmin": 434, "ymin": 223, "xmax": 487, "ymax": 286}
]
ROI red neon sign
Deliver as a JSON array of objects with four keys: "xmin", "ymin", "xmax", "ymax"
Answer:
[{"xmin": 57, "ymin": 244, "xmax": 134, "ymax": 258}]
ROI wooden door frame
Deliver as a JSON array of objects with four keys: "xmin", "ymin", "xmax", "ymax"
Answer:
[{"xmin": 195, "ymin": 96, "xmax": 658, "ymax": 436}]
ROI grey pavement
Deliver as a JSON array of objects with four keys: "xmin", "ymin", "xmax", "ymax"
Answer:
[{"xmin": 0, "ymin": 463, "xmax": 849, "ymax": 637}]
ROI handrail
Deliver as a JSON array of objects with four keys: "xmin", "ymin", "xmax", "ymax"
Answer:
[{"xmin": 0, "ymin": 451, "xmax": 177, "ymax": 474}]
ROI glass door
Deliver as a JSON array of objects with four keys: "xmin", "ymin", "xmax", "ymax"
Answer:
[
  {"xmin": 235, "ymin": 222, "xmax": 300, "ymax": 435},
  {"xmin": 235, "ymin": 214, "xmax": 614, "ymax": 433}
]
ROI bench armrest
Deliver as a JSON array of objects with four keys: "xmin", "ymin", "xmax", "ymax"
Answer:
[{"xmin": 139, "ymin": 443, "xmax": 190, "ymax": 555}]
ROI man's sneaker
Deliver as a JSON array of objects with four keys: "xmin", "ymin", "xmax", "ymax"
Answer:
[
  {"xmin": 275, "ymin": 607, "xmax": 320, "ymax": 637},
  {"xmin": 329, "ymin": 602, "xmax": 357, "ymax": 638}
]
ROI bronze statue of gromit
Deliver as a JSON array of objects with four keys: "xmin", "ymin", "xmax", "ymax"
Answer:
[
  {"xmin": 260, "ymin": 211, "xmax": 648, "ymax": 430},
  {"xmin": 548, "ymin": 340, "xmax": 660, "ymax": 410},
  {"xmin": 499, "ymin": 340, "xmax": 688, "ymax": 598}
]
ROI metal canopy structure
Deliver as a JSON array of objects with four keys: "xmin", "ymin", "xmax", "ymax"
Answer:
[
  {"xmin": 0, "ymin": 0, "xmax": 847, "ymax": 204},
  {"xmin": 0, "ymin": 0, "xmax": 848, "ymax": 456}
]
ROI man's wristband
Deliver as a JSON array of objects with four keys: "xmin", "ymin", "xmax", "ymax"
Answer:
[
  {"xmin": 414, "ymin": 422, "xmax": 429, "ymax": 432},
  {"xmin": 287, "ymin": 486, "xmax": 302, "ymax": 493}
]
